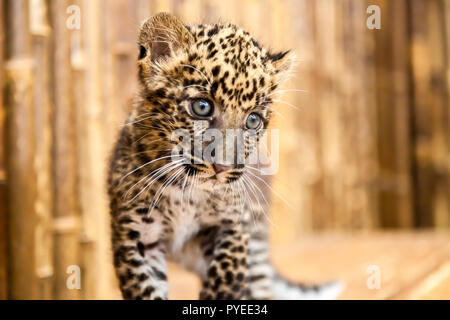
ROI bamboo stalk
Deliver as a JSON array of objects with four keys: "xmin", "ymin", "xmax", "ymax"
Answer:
[
  {"xmin": 96, "ymin": 0, "xmax": 119, "ymax": 299},
  {"xmin": 69, "ymin": 0, "xmax": 89, "ymax": 299},
  {"xmin": 446, "ymin": 0, "xmax": 450, "ymax": 225},
  {"xmin": 77, "ymin": 0, "xmax": 110, "ymax": 299},
  {"xmin": 425, "ymin": 0, "xmax": 450, "ymax": 228},
  {"xmin": 0, "ymin": 183, "xmax": 6, "ymax": 299},
  {"xmin": 5, "ymin": 0, "xmax": 39, "ymax": 299},
  {"xmin": 30, "ymin": 0, "xmax": 54, "ymax": 299},
  {"xmin": 312, "ymin": 0, "xmax": 343, "ymax": 231},
  {"xmin": 0, "ymin": 0, "xmax": 7, "ymax": 300},
  {"xmin": 373, "ymin": 0, "xmax": 414, "ymax": 228},
  {"xmin": 348, "ymin": 0, "xmax": 380, "ymax": 229},
  {"xmin": 334, "ymin": 0, "xmax": 380, "ymax": 230},
  {"xmin": 276, "ymin": 0, "xmax": 322, "ymax": 236},
  {"xmin": 410, "ymin": 0, "xmax": 449, "ymax": 228},
  {"xmin": 49, "ymin": 0, "xmax": 81, "ymax": 299},
  {"xmin": 268, "ymin": 0, "xmax": 305, "ymax": 242}
]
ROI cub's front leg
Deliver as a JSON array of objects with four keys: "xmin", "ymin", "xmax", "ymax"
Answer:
[
  {"xmin": 112, "ymin": 205, "xmax": 168, "ymax": 300},
  {"xmin": 200, "ymin": 225, "xmax": 250, "ymax": 300}
]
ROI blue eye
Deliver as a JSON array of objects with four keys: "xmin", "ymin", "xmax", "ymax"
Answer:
[
  {"xmin": 246, "ymin": 113, "xmax": 262, "ymax": 129},
  {"xmin": 191, "ymin": 99, "xmax": 213, "ymax": 117}
]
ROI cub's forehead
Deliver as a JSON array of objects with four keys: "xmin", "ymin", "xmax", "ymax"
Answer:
[
  {"xmin": 187, "ymin": 24, "xmax": 270, "ymax": 70},
  {"xmin": 190, "ymin": 24, "xmax": 266, "ymax": 56},
  {"xmin": 190, "ymin": 24, "xmax": 267, "ymax": 66},
  {"xmin": 177, "ymin": 24, "xmax": 275, "ymax": 111}
]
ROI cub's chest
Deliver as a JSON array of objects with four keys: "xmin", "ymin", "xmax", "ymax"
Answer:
[
  {"xmin": 164, "ymin": 189, "xmax": 224, "ymax": 253},
  {"xmin": 169, "ymin": 205, "xmax": 200, "ymax": 253},
  {"xmin": 166, "ymin": 187, "xmax": 214, "ymax": 253}
]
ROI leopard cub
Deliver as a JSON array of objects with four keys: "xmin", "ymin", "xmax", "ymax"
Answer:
[{"xmin": 108, "ymin": 12, "xmax": 341, "ymax": 300}]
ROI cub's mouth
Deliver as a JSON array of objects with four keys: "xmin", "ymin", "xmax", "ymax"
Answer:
[{"xmin": 182, "ymin": 162, "xmax": 244, "ymax": 186}]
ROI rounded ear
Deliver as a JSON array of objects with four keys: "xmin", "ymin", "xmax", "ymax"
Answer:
[
  {"xmin": 137, "ymin": 13, "xmax": 194, "ymax": 77},
  {"xmin": 268, "ymin": 50, "xmax": 296, "ymax": 84}
]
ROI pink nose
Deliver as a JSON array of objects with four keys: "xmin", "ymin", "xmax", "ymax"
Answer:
[{"xmin": 213, "ymin": 163, "xmax": 233, "ymax": 174}]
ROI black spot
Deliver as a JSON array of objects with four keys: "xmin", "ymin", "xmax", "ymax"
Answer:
[
  {"xmin": 215, "ymin": 253, "xmax": 227, "ymax": 261},
  {"xmin": 128, "ymin": 259, "xmax": 143, "ymax": 267},
  {"xmin": 211, "ymin": 65, "xmax": 221, "ymax": 77},
  {"xmin": 217, "ymin": 291, "xmax": 226, "ymax": 299},
  {"xmin": 155, "ymin": 88, "xmax": 167, "ymax": 98},
  {"xmin": 213, "ymin": 278, "xmax": 222, "ymax": 291},
  {"xmin": 128, "ymin": 230, "xmax": 140, "ymax": 240},
  {"xmin": 207, "ymin": 49, "xmax": 218, "ymax": 59},
  {"xmin": 232, "ymin": 284, "xmax": 241, "ymax": 292},
  {"xmin": 207, "ymin": 42, "xmax": 215, "ymax": 52},
  {"xmin": 210, "ymin": 82, "xmax": 219, "ymax": 97},
  {"xmin": 122, "ymin": 289, "xmax": 133, "ymax": 299},
  {"xmin": 137, "ymin": 242, "xmax": 145, "ymax": 257},
  {"xmin": 202, "ymin": 293, "xmax": 213, "ymax": 300},
  {"xmin": 259, "ymin": 77, "xmax": 265, "ymax": 87},
  {"xmin": 236, "ymin": 272, "xmax": 244, "ymax": 282},
  {"xmin": 118, "ymin": 216, "xmax": 134, "ymax": 224},
  {"xmin": 125, "ymin": 268, "xmax": 135, "ymax": 280},
  {"xmin": 188, "ymin": 53, "xmax": 198, "ymax": 61},
  {"xmin": 145, "ymin": 241, "xmax": 159, "ymax": 251},
  {"xmin": 153, "ymin": 267, "xmax": 167, "ymax": 280},
  {"xmin": 225, "ymin": 271, "xmax": 234, "ymax": 284},
  {"xmin": 138, "ymin": 273, "xmax": 149, "ymax": 281},
  {"xmin": 249, "ymin": 274, "xmax": 266, "ymax": 282},
  {"xmin": 142, "ymin": 216, "xmax": 154, "ymax": 224},
  {"xmin": 138, "ymin": 45, "xmax": 147, "ymax": 60},
  {"xmin": 219, "ymin": 241, "xmax": 232, "ymax": 249},
  {"xmin": 136, "ymin": 207, "xmax": 147, "ymax": 214},
  {"xmin": 223, "ymin": 229, "xmax": 236, "ymax": 236},
  {"xmin": 142, "ymin": 286, "xmax": 154, "ymax": 297},
  {"xmin": 118, "ymin": 275, "xmax": 127, "ymax": 286},
  {"xmin": 208, "ymin": 265, "xmax": 218, "ymax": 278},
  {"xmin": 207, "ymin": 26, "xmax": 219, "ymax": 37}
]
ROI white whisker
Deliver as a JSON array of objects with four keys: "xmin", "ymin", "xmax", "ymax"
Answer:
[
  {"xmin": 246, "ymin": 170, "xmax": 294, "ymax": 209},
  {"xmin": 120, "ymin": 154, "xmax": 182, "ymax": 183}
]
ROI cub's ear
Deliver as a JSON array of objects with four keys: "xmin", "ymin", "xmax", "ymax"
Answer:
[
  {"xmin": 138, "ymin": 13, "xmax": 193, "ymax": 70},
  {"xmin": 267, "ymin": 50, "xmax": 296, "ymax": 84}
]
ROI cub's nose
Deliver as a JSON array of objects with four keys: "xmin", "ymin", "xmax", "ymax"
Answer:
[{"xmin": 212, "ymin": 163, "xmax": 233, "ymax": 174}]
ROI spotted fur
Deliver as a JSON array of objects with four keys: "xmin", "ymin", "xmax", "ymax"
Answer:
[{"xmin": 108, "ymin": 13, "xmax": 341, "ymax": 300}]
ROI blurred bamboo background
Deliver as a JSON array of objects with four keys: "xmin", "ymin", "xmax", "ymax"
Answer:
[{"xmin": 0, "ymin": 0, "xmax": 449, "ymax": 299}]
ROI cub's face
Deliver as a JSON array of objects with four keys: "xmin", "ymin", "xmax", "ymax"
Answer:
[{"xmin": 132, "ymin": 13, "xmax": 293, "ymax": 188}]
